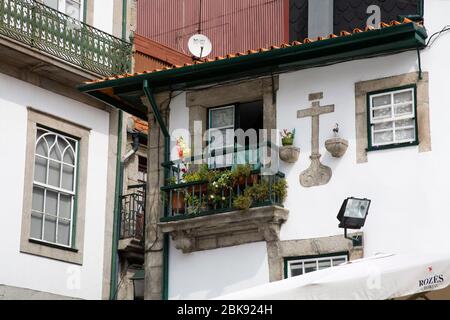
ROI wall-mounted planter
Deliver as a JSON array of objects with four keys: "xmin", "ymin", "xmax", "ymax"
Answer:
[
  {"xmin": 325, "ymin": 138, "xmax": 349, "ymax": 158},
  {"xmin": 279, "ymin": 145, "xmax": 300, "ymax": 163}
]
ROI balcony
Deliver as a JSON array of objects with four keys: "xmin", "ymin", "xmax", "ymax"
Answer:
[
  {"xmin": 119, "ymin": 185, "xmax": 145, "ymax": 262},
  {"xmin": 0, "ymin": 0, "xmax": 131, "ymax": 76},
  {"xmin": 158, "ymin": 143, "xmax": 289, "ymax": 253}
]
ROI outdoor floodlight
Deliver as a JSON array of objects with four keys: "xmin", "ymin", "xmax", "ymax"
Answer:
[{"xmin": 337, "ymin": 197, "xmax": 371, "ymax": 245}]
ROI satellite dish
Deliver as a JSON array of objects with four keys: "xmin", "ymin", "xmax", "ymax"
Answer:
[{"xmin": 188, "ymin": 34, "xmax": 212, "ymax": 58}]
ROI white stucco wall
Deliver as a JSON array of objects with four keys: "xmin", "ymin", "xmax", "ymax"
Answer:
[
  {"xmin": 278, "ymin": 0, "xmax": 450, "ymax": 257},
  {"xmin": 165, "ymin": 0, "xmax": 450, "ymax": 298},
  {"xmin": 0, "ymin": 73, "xmax": 110, "ymax": 299},
  {"xmin": 168, "ymin": 240, "xmax": 269, "ymax": 300},
  {"xmin": 93, "ymin": 0, "xmax": 114, "ymax": 34}
]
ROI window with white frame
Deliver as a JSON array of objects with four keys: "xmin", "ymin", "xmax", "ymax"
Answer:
[
  {"xmin": 369, "ymin": 87, "xmax": 417, "ymax": 148},
  {"xmin": 286, "ymin": 254, "xmax": 348, "ymax": 278},
  {"xmin": 30, "ymin": 127, "xmax": 78, "ymax": 247},
  {"xmin": 208, "ymin": 105, "xmax": 235, "ymax": 168},
  {"xmin": 43, "ymin": 0, "xmax": 82, "ymax": 20}
]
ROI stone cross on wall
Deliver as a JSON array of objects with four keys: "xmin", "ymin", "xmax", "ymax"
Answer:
[{"xmin": 297, "ymin": 92, "xmax": 335, "ymax": 188}]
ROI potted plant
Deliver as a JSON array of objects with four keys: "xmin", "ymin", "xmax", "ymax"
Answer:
[
  {"xmin": 281, "ymin": 129, "xmax": 296, "ymax": 146},
  {"xmin": 231, "ymin": 164, "xmax": 255, "ymax": 186},
  {"xmin": 325, "ymin": 124, "xmax": 348, "ymax": 158},
  {"xmin": 233, "ymin": 195, "xmax": 253, "ymax": 210},
  {"xmin": 279, "ymin": 129, "xmax": 300, "ymax": 163}
]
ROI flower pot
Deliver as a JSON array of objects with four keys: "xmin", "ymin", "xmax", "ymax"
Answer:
[
  {"xmin": 279, "ymin": 146, "xmax": 300, "ymax": 163},
  {"xmin": 281, "ymin": 137, "xmax": 294, "ymax": 146},
  {"xmin": 325, "ymin": 138, "xmax": 348, "ymax": 158},
  {"xmin": 172, "ymin": 192, "xmax": 185, "ymax": 213}
]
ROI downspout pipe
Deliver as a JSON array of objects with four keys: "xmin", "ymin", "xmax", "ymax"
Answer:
[{"xmin": 142, "ymin": 80, "xmax": 171, "ymax": 300}]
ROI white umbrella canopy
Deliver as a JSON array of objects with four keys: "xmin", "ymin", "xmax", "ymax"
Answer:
[{"xmin": 215, "ymin": 253, "xmax": 450, "ymax": 300}]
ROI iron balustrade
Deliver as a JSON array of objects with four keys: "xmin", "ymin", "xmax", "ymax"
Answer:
[
  {"xmin": 0, "ymin": 0, "xmax": 132, "ymax": 76},
  {"xmin": 120, "ymin": 185, "xmax": 145, "ymax": 241},
  {"xmin": 160, "ymin": 142, "xmax": 285, "ymax": 221}
]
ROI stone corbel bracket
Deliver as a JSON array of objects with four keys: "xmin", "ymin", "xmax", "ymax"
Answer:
[{"xmin": 158, "ymin": 206, "xmax": 289, "ymax": 253}]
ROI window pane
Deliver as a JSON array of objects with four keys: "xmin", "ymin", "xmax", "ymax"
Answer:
[
  {"xmin": 372, "ymin": 107, "xmax": 391, "ymax": 120},
  {"xmin": 36, "ymin": 139, "xmax": 47, "ymax": 156},
  {"xmin": 291, "ymin": 267, "xmax": 303, "ymax": 277},
  {"xmin": 59, "ymin": 194, "xmax": 72, "ymax": 219},
  {"xmin": 332, "ymin": 258, "xmax": 347, "ymax": 266},
  {"xmin": 395, "ymin": 128, "xmax": 415, "ymax": 141},
  {"xmin": 49, "ymin": 143, "xmax": 61, "ymax": 161},
  {"xmin": 32, "ymin": 187, "xmax": 45, "ymax": 212},
  {"xmin": 372, "ymin": 94, "xmax": 391, "ymax": 107},
  {"xmin": 45, "ymin": 190, "xmax": 58, "ymax": 215},
  {"xmin": 30, "ymin": 212, "xmax": 43, "ymax": 239},
  {"xmin": 34, "ymin": 157, "xmax": 47, "ymax": 184},
  {"xmin": 43, "ymin": 0, "xmax": 58, "ymax": 10},
  {"xmin": 394, "ymin": 91, "xmax": 413, "ymax": 104},
  {"xmin": 318, "ymin": 259, "xmax": 332, "ymax": 270},
  {"xmin": 48, "ymin": 160, "xmax": 61, "ymax": 188},
  {"xmin": 63, "ymin": 148, "xmax": 75, "ymax": 165},
  {"xmin": 210, "ymin": 107, "xmax": 234, "ymax": 128},
  {"xmin": 374, "ymin": 131, "xmax": 393, "ymax": 144},
  {"xmin": 290, "ymin": 263, "xmax": 303, "ymax": 277},
  {"xmin": 66, "ymin": 0, "xmax": 81, "ymax": 19},
  {"xmin": 57, "ymin": 219, "xmax": 71, "ymax": 246},
  {"xmin": 62, "ymin": 165, "xmax": 74, "ymax": 191},
  {"xmin": 44, "ymin": 215, "xmax": 57, "ymax": 243},
  {"xmin": 395, "ymin": 119, "xmax": 414, "ymax": 128},
  {"xmin": 373, "ymin": 121, "xmax": 393, "ymax": 131},
  {"xmin": 394, "ymin": 104, "xmax": 413, "ymax": 116},
  {"xmin": 304, "ymin": 261, "xmax": 317, "ymax": 274}
]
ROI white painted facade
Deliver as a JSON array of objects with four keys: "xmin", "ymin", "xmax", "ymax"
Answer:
[
  {"xmin": 0, "ymin": 73, "xmax": 111, "ymax": 299},
  {"xmin": 166, "ymin": 1, "xmax": 450, "ymax": 299}
]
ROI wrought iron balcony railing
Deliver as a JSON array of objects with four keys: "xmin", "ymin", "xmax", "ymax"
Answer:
[
  {"xmin": 160, "ymin": 143, "xmax": 287, "ymax": 222},
  {"xmin": 0, "ymin": 0, "xmax": 132, "ymax": 76},
  {"xmin": 120, "ymin": 186, "xmax": 145, "ymax": 241}
]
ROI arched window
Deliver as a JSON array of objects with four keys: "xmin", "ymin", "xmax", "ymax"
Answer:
[{"xmin": 30, "ymin": 127, "xmax": 78, "ymax": 247}]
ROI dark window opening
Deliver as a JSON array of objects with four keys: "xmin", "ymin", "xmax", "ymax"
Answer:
[{"xmin": 138, "ymin": 156, "xmax": 147, "ymax": 183}]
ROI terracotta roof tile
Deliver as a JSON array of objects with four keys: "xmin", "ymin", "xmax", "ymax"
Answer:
[{"xmin": 85, "ymin": 19, "xmax": 419, "ymax": 85}]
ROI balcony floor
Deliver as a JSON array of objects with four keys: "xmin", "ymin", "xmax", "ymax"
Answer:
[{"xmin": 158, "ymin": 205, "xmax": 289, "ymax": 253}]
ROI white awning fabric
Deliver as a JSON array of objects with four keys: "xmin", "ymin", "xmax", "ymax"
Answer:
[{"xmin": 215, "ymin": 253, "xmax": 450, "ymax": 300}]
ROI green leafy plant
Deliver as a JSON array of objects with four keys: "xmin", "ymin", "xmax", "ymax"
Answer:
[
  {"xmin": 281, "ymin": 129, "xmax": 296, "ymax": 146},
  {"xmin": 233, "ymin": 195, "xmax": 253, "ymax": 210},
  {"xmin": 182, "ymin": 171, "xmax": 202, "ymax": 183},
  {"xmin": 271, "ymin": 178, "xmax": 288, "ymax": 202},
  {"xmin": 184, "ymin": 193, "xmax": 205, "ymax": 215},
  {"xmin": 244, "ymin": 182, "xmax": 269, "ymax": 202},
  {"xmin": 232, "ymin": 164, "xmax": 252, "ymax": 180}
]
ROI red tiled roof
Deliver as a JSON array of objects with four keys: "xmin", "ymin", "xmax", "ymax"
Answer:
[{"xmin": 86, "ymin": 18, "xmax": 417, "ymax": 85}]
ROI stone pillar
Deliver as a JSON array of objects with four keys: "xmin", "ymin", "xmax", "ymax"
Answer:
[
  {"xmin": 266, "ymin": 241, "xmax": 283, "ymax": 282},
  {"xmin": 144, "ymin": 93, "xmax": 170, "ymax": 300},
  {"xmin": 262, "ymin": 77, "xmax": 277, "ymax": 131}
]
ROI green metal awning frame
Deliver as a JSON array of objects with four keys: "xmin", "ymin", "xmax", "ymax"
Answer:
[{"xmin": 78, "ymin": 22, "xmax": 427, "ymax": 120}]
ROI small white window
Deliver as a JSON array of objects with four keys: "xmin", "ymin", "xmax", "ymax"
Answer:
[
  {"xmin": 286, "ymin": 254, "xmax": 348, "ymax": 278},
  {"xmin": 208, "ymin": 105, "xmax": 235, "ymax": 168},
  {"xmin": 43, "ymin": 0, "xmax": 82, "ymax": 20},
  {"xmin": 369, "ymin": 87, "xmax": 417, "ymax": 148},
  {"xmin": 30, "ymin": 127, "xmax": 78, "ymax": 247}
]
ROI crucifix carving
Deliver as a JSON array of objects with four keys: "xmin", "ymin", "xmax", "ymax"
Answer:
[{"xmin": 297, "ymin": 92, "xmax": 335, "ymax": 187}]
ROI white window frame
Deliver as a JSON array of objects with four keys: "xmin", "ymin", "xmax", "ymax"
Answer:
[
  {"xmin": 208, "ymin": 105, "xmax": 235, "ymax": 168},
  {"xmin": 286, "ymin": 254, "xmax": 348, "ymax": 278},
  {"xmin": 43, "ymin": 0, "xmax": 83, "ymax": 21},
  {"xmin": 31, "ymin": 126, "xmax": 78, "ymax": 248},
  {"xmin": 369, "ymin": 87, "xmax": 417, "ymax": 148}
]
